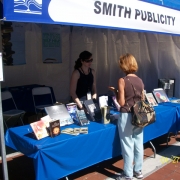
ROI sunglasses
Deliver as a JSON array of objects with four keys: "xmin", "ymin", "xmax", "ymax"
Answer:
[{"xmin": 84, "ymin": 58, "xmax": 93, "ymax": 63}]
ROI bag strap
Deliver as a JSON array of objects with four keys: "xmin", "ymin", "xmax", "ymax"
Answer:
[
  {"xmin": 127, "ymin": 77, "xmax": 142, "ymax": 101},
  {"xmin": 126, "ymin": 77, "xmax": 142, "ymax": 112}
]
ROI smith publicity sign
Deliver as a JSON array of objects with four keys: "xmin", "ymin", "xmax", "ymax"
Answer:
[
  {"xmin": 94, "ymin": 1, "xmax": 175, "ymax": 26},
  {"xmin": 3, "ymin": 0, "xmax": 180, "ymax": 35}
]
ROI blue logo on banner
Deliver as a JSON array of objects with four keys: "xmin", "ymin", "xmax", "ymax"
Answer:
[{"xmin": 14, "ymin": 0, "xmax": 42, "ymax": 15}]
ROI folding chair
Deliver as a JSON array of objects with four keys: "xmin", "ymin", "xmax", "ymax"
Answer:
[
  {"xmin": 1, "ymin": 91, "xmax": 25, "ymax": 129},
  {"xmin": 32, "ymin": 87, "xmax": 54, "ymax": 119}
]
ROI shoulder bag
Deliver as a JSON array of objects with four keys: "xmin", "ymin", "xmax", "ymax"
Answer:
[{"xmin": 127, "ymin": 78, "xmax": 156, "ymax": 128}]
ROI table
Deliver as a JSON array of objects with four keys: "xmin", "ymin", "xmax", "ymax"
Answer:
[
  {"xmin": 143, "ymin": 104, "xmax": 177, "ymax": 143},
  {"xmin": 159, "ymin": 101, "xmax": 180, "ymax": 132},
  {"xmin": 5, "ymin": 105, "xmax": 178, "ymax": 180},
  {"xmin": 5, "ymin": 122, "xmax": 121, "ymax": 180}
]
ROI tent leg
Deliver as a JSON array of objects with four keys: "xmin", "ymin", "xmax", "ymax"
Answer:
[{"xmin": 0, "ymin": 84, "xmax": 9, "ymax": 180}]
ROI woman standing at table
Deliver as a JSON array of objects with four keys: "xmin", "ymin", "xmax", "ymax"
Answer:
[
  {"xmin": 110, "ymin": 53, "xmax": 144, "ymax": 180},
  {"xmin": 70, "ymin": 50, "xmax": 97, "ymax": 109}
]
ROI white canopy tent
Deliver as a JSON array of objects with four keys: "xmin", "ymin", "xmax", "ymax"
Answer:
[{"xmin": 1, "ymin": 0, "xmax": 180, "ymax": 102}]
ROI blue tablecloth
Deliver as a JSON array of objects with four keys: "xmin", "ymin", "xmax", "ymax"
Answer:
[
  {"xmin": 5, "ymin": 105, "xmax": 178, "ymax": 180},
  {"xmin": 5, "ymin": 122, "xmax": 121, "ymax": 180},
  {"xmin": 159, "ymin": 102, "xmax": 180, "ymax": 132},
  {"xmin": 143, "ymin": 104, "xmax": 177, "ymax": 143}
]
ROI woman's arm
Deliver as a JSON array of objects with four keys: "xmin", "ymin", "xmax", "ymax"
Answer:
[
  {"xmin": 117, "ymin": 78, "xmax": 125, "ymax": 106},
  {"xmin": 91, "ymin": 69, "xmax": 97, "ymax": 99},
  {"xmin": 70, "ymin": 70, "xmax": 83, "ymax": 109}
]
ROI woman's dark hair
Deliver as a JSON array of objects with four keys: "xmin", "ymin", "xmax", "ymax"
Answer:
[{"xmin": 74, "ymin": 51, "xmax": 92, "ymax": 69}]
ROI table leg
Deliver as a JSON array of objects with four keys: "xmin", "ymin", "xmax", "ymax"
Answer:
[{"xmin": 149, "ymin": 141, "xmax": 156, "ymax": 158}]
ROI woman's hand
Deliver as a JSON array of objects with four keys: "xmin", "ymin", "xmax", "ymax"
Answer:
[{"xmin": 108, "ymin": 86, "xmax": 118, "ymax": 94}]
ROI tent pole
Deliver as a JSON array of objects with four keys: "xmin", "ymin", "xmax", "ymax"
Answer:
[{"xmin": 0, "ymin": 83, "xmax": 9, "ymax": 180}]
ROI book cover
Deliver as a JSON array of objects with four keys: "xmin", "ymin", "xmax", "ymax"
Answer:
[
  {"xmin": 145, "ymin": 93, "xmax": 158, "ymax": 106},
  {"xmin": 40, "ymin": 115, "xmax": 52, "ymax": 128},
  {"xmin": 76, "ymin": 110, "xmax": 90, "ymax": 126},
  {"xmin": 45, "ymin": 104, "xmax": 74, "ymax": 126},
  {"xmin": 79, "ymin": 127, "xmax": 88, "ymax": 134},
  {"xmin": 66, "ymin": 103, "xmax": 79, "ymax": 124},
  {"xmin": 49, "ymin": 119, "xmax": 60, "ymax": 137},
  {"xmin": 30, "ymin": 120, "xmax": 49, "ymax": 140},
  {"xmin": 152, "ymin": 88, "xmax": 170, "ymax": 103},
  {"xmin": 83, "ymin": 99, "xmax": 102, "ymax": 121}
]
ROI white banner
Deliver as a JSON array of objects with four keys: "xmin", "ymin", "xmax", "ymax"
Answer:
[{"xmin": 48, "ymin": 0, "xmax": 180, "ymax": 35}]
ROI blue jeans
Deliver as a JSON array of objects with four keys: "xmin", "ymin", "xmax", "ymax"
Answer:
[{"xmin": 117, "ymin": 113, "xmax": 143, "ymax": 178}]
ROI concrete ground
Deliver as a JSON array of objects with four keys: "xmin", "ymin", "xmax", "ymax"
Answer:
[{"xmin": 0, "ymin": 132, "xmax": 180, "ymax": 180}]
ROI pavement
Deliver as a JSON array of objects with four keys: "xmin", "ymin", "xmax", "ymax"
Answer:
[{"xmin": 0, "ymin": 133, "xmax": 180, "ymax": 180}]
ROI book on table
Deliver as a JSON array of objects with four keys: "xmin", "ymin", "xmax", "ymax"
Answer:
[
  {"xmin": 66, "ymin": 102, "xmax": 79, "ymax": 124},
  {"xmin": 152, "ymin": 88, "xmax": 170, "ymax": 103},
  {"xmin": 49, "ymin": 119, "xmax": 61, "ymax": 137},
  {"xmin": 30, "ymin": 115, "xmax": 54, "ymax": 140},
  {"xmin": 83, "ymin": 99, "xmax": 102, "ymax": 121},
  {"xmin": 45, "ymin": 104, "xmax": 74, "ymax": 126},
  {"xmin": 30, "ymin": 119, "xmax": 49, "ymax": 140},
  {"xmin": 76, "ymin": 109, "xmax": 90, "ymax": 126},
  {"xmin": 145, "ymin": 93, "xmax": 158, "ymax": 106},
  {"xmin": 170, "ymin": 99, "xmax": 180, "ymax": 103}
]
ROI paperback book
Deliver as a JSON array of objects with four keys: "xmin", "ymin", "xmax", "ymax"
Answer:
[
  {"xmin": 49, "ymin": 119, "xmax": 61, "ymax": 137},
  {"xmin": 40, "ymin": 115, "xmax": 52, "ymax": 128},
  {"xmin": 152, "ymin": 88, "xmax": 170, "ymax": 103},
  {"xmin": 76, "ymin": 110, "xmax": 90, "ymax": 126},
  {"xmin": 30, "ymin": 120, "xmax": 49, "ymax": 140},
  {"xmin": 83, "ymin": 99, "xmax": 102, "ymax": 121},
  {"xmin": 66, "ymin": 103, "xmax": 79, "ymax": 124},
  {"xmin": 145, "ymin": 93, "xmax": 158, "ymax": 106},
  {"xmin": 61, "ymin": 127, "xmax": 88, "ymax": 135},
  {"xmin": 45, "ymin": 104, "xmax": 74, "ymax": 126}
]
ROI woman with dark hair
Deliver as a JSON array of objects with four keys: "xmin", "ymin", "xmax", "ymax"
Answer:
[{"xmin": 70, "ymin": 50, "xmax": 97, "ymax": 109}]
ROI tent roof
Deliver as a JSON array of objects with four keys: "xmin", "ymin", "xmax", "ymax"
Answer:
[{"xmin": 2, "ymin": 0, "xmax": 180, "ymax": 36}]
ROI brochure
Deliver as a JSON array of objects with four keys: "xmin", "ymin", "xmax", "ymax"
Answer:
[{"xmin": 99, "ymin": 95, "xmax": 108, "ymax": 108}]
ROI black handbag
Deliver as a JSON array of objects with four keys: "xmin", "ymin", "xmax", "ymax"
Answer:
[{"xmin": 127, "ymin": 78, "xmax": 156, "ymax": 128}]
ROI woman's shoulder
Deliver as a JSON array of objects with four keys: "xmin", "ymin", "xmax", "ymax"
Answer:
[
  {"xmin": 90, "ymin": 68, "xmax": 95, "ymax": 74},
  {"xmin": 72, "ymin": 69, "xmax": 80, "ymax": 77}
]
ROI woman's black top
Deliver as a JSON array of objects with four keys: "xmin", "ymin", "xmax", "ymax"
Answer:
[{"xmin": 76, "ymin": 68, "xmax": 94, "ymax": 99}]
